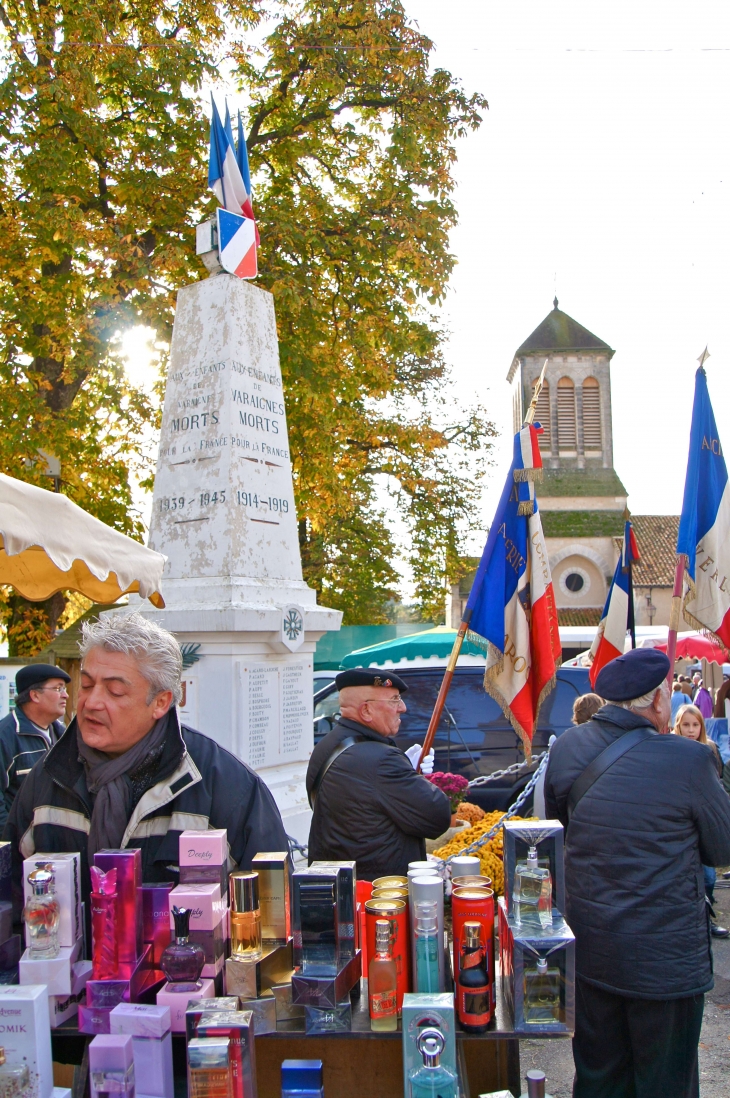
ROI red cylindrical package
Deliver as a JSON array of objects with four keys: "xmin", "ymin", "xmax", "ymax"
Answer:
[
  {"xmin": 356, "ymin": 879, "xmax": 373, "ymax": 964},
  {"xmin": 452, "ymin": 886, "xmax": 495, "ymax": 1022},
  {"xmin": 365, "ymin": 898, "xmax": 409, "ymax": 1011}
]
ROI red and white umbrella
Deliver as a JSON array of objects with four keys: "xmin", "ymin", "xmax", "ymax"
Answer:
[{"xmin": 655, "ymin": 631, "xmax": 730, "ymax": 665}]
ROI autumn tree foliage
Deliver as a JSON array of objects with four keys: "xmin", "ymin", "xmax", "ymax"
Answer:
[{"xmin": 0, "ymin": 0, "xmax": 492, "ymax": 651}]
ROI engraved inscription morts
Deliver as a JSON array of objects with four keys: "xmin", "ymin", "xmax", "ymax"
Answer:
[{"xmin": 148, "ymin": 278, "xmax": 304, "ymax": 588}]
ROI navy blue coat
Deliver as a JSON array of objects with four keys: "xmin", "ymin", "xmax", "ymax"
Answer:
[
  {"xmin": 3, "ymin": 708, "xmax": 288, "ymax": 917},
  {"xmin": 545, "ymin": 704, "xmax": 730, "ymax": 1000},
  {"xmin": 0, "ymin": 708, "xmax": 64, "ymax": 833}
]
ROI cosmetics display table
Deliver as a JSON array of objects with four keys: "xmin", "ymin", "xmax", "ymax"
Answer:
[{"xmin": 49, "ymin": 965, "xmax": 569, "ymax": 1098}]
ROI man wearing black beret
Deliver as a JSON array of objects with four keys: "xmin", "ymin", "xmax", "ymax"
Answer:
[
  {"xmin": 306, "ymin": 667, "xmax": 451, "ymax": 879},
  {"xmin": 545, "ymin": 647, "xmax": 730, "ymax": 1098},
  {"xmin": 0, "ymin": 664, "xmax": 70, "ymax": 830}
]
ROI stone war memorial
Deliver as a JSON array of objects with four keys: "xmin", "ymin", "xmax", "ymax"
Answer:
[{"xmin": 124, "ymin": 148, "xmax": 340, "ymax": 842}]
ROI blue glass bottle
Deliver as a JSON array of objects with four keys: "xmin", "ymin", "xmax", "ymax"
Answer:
[
  {"xmin": 408, "ymin": 1029, "xmax": 457, "ymax": 1098},
  {"xmin": 414, "ymin": 901, "xmax": 439, "ymax": 993}
]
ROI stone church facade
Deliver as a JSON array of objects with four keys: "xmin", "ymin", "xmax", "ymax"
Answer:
[{"xmin": 448, "ymin": 301, "xmax": 683, "ymax": 636}]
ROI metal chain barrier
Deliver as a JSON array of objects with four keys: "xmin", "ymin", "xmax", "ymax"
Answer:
[
  {"xmin": 436, "ymin": 747, "xmax": 551, "ymax": 868},
  {"xmin": 466, "ymin": 758, "xmax": 537, "ymax": 788}
]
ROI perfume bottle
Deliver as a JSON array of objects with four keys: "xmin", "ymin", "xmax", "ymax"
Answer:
[
  {"xmin": 519, "ymin": 1070, "xmax": 554, "ymax": 1098},
  {"xmin": 187, "ymin": 1037, "xmax": 231, "ymax": 1098},
  {"xmin": 523, "ymin": 957, "xmax": 561, "ymax": 1024},
  {"xmin": 23, "ymin": 868, "xmax": 60, "ymax": 959},
  {"xmin": 0, "ymin": 1047, "xmax": 30, "ymax": 1098},
  {"xmin": 229, "ymin": 872, "xmax": 262, "ymax": 961},
  {"xmin": 89, "ymin": 1035, "xmax": 135, "ymax": 1098},
  {"xmin": 513, "ymin": 846, "xmax": 552, "ymax": 929},
  {"xmin": 368, "ymin": 918, "xmax": 397, "ymax": 1031},
  {"xmin": 457, "ymin": 921, "xmax": 490, "ymax": 1033},
  {"xmin": 160, "ymin": 907, "xmax": 205, "ymax": 991},
  {"xmin": 414, "ymin": 901, "xmax": 439, "ymax": 993},
  {"xmin": 298, "ymin": 880, "xmax": 337, "ymax": 974},
  {"xmin": 90, "ymin": 866, "xmax": 119, "ymax": 980},
  {"xmin": 408, "ymin": 1028, "xmax": 457, "ymax": 1098}
]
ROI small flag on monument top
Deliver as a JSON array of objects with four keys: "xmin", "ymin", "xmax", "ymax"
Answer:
[
  {"xmin": 208, "ymin": 97, "xmax": 258, "ymax": 279},
  {"xmin": 589, "ymin": 519, "xmax": 640, "ymax": 687},
  {"xmin": 463, "ymin": 421, "xmax": 561, "ymax": 759},
  {"xmin": 674, "ymin": 354, "xmax": 730, "ymax": 647}
]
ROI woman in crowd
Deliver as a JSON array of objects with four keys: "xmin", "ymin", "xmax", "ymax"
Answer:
[
  {"xmin": 571, "ymin": 692, "xmax": 603, "ymax": 725},
  {"xmin": 674, "ymin": 703, "xmax": 728, "ymax": 938}
]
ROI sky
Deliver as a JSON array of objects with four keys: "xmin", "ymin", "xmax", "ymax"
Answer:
[
  {"xmin": 124, "ymin": 0, "xmax": 730, "ymax": 567},
  {"xmin": 398, "ymin": 0, "xmax": 730, "ymax": 540}
]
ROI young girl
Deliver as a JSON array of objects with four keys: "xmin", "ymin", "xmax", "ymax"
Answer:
[
  {"xmin": 674, "ymin": 704, "xmax": 723, "ymax": 776},
  {"xmin": 674, "ymin": 703, "xmax": 729, "ymax": 938}
]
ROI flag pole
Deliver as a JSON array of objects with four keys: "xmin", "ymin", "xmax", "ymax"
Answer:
[
  {"xmin": 417, "ymin": 361, "xmax": 548, "ymax": 772},
  {"xmin": 624, "ymin": 509, "xmax": 636, "ymax": 649},
  {"xmin": 665, "ymin": 555, "xmax": 686, "ymax": 682}
]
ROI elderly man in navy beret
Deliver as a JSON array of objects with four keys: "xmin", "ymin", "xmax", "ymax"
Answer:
[
  {"xmin": 0, "ymin": 664, "xmax": 70, "ymax": 831},
  {"xmin": 306, "ymin": 668, "xmax": 451, "ymax": 879},
  {"xmin": 545, "ymin": 648, "xmax": 730, "ymax": 1098}
]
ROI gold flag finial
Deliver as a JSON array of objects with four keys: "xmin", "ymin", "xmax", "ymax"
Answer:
[{"xmin": 524, "ymin": 359, "xmax": 548, "ymax": 426}]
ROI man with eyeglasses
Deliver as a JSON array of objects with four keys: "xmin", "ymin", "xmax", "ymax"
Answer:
[
  {"xmin": 0, "ymin": 664, "xmax": 70, "ymax": 830},
  {"xmin": 306, "ymin": 668, "xmax": 451, "ymax": 879}
]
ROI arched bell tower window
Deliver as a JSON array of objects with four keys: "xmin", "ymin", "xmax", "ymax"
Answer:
[
  {"xmin": 583, "ymin": 377, "xmax": 602, "ymax": 451},
  {"xmin": 532, "ymin": 378, "xmax": 551, "ymax": 451},
  {"xmin": 557, "ymin": 377, "xmax": 577, "ymax": 452}
]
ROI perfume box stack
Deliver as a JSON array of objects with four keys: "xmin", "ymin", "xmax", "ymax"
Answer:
[
  {"xmin": 224, "ymin": 852, "xmax": 294, "ymax": 1026},
  {"xmin": 110, "ymin": 1003, "xmax": 174, "ymax": 1098},
  {"xmin": 80, "ymin": 849, "xmax": 158, "ymax": 1035},
  {"xmin": 140, "ymin": 883, "xmax": 174, "ymax": 975},
  {"xmin": 291, "ymin": 865, "xmax": 360, "ymax": 1034},
  {"xmin": 498, "ymin": 897, "xmax": 575, "ymax": 1034},
  {"xmin": 89, "ymin": 1034, "xmax": 135, "ymax": 1098},
  {"xmin": 191, "ymin": 1009, "xmax": 257, "ymax": 1098},
  {"xmin": 20, "ymin": 853, "xmax": 87, "ymax": 1019},
  {"xmin": 0, "ymin": 984, "xmax": 55, "ymax": 1098}
]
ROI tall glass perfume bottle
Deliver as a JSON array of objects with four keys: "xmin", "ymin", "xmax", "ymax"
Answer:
[
  {"xmin": 513, "ymin": 846, "xmax": 552, "ymax": 929},
  {"xmin": 90, "ymin": 866, "xmax": 118, "ymax": 980},
  {"xmin": 368, "ymin": 919, "xmax": 397, "ymax": 1031},
  {"xmin": 0, "ymin": 1047, "xmax": 30, "ymax": 1098},
  {"xmin": 23, "ymin": 868, "xmax": 60, "ymax": 958},
  {"xmin": 408, "ymin": 1029, "xmax": 457, "ymax": 1098},
  {"xmin": 187, "ymin": 1037, "xmax": 232, "ymax": 1098},
  {"xmin": 160, "ymin": 907, "xmax": 205, "ymax": 992},
  {"xmin": 523, "ymin": 956, "xmax": 561, "ymax": 1025},
  {"xmin": 229, "ymin": 872, "xmax": 262, "ymax": 961},
  {"xmin": 414, "ymin": 901, "xmax": 439, "ymax": 993},
  {"xmin": 457, "ymin": 921, "xmax": 490, "ymax": 1033}
]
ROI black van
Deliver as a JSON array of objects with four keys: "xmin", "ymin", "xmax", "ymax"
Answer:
[{"xmin": 312, "ymin": 664, "xmax": 592, "ymax": 811}]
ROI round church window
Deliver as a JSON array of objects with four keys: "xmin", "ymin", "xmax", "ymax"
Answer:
[
  {"xmin": 565, "ymin": 572, "xmax": 584, "ymax": 593},
  {"xmin": 558, "ymin": 565, "xmax": 591, "ymax": 598}
]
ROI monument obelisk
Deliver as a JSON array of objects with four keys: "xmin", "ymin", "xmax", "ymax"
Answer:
[{"xmin": 126, "ymin": 250, "xmax": 340, "ymax": 844}]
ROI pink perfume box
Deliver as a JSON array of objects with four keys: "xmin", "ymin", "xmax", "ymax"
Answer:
[
  {"xmin": 168, "ymin": 884, "xmax": 226, "ymax": 931},
  {"xmin": 178, "ymin": 830, "xmax": 228, "ymax": 868},
  {"xmin": 94, "ymin": 850, "xmax": 142, "ymax": 965},
  {"xmin": 156, "ymin": 977, "xmax": 215, "ymax": 1032}
]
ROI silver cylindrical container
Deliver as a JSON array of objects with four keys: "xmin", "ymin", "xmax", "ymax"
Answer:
[{"xmin": 410, "ymin": 874, "xmax": 446, "ymax": 991}]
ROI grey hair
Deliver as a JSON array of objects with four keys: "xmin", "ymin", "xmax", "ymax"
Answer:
[
  {"xmin": 80, "ymin": 613, "xmax": 183, "ymax": 706},
  {"xmin": 616, "ymin": 679, "xmax": 670, "ymax": 712}
]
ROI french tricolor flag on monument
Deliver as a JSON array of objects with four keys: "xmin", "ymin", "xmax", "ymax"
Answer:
[
  {"xmin": 589, "ymin": 519, "xmax": 640, "ymax": 686},
  {"xmin": 676, "ymin": 362, "xmax": 730, "ymax": 646},
  {"xmin": 208, "ymin": 97, "xmax": 258, "ymax": 279},
  {"xmin": 464, "ymin": 423, "xmax": 561, "ymax": 759}
]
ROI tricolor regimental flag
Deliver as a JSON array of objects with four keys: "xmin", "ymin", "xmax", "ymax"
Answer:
[
  {"xmin": 676, "ymin": 363, "xmax": 730, "ymax": 645},
  {"xmin": 589, "ymin": 519, "xmax": 640, "ymax": 686},
  {"xmin": 464, "ymin": 424, "xmax": 561, "ymax": 759},
  {"xmin": 217, "ymin": 208, "xmax": 258, "ymax": 279},
  {"xmin": 208, "ymin": 97, "xmax": 259, "ymax": 278}
]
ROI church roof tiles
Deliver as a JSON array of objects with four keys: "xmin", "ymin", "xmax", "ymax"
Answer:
[{"xmin": 515, "ymin": 300, "xmax": 614, "ymax": 358}]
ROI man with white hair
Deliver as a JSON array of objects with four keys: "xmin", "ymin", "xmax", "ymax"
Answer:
[
  {"xmin": 4, "ymin": 613, "xmax": 288, "ymax": 915},
  {"xmin": 306, "ymin": 668, "xmax": 450, "ymax": 879},
  {"xmin": 545, "ymin": 647, "xmax": 730, "ymax": 1098}
]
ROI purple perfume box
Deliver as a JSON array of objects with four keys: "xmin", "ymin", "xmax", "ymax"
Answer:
[
  {"xmin": 179, "ymin": 864, "xmax": 229, "ymax": 897},
  {"xmin": 168, "ymin": 884, "xmax": 226, "ymax": 931},
  {"xmin": 89, "ymin": 1033, "xmax": 134, "ymax": 1098},
  {"xmin": 94, "ymin": 850, "xmax": 143, "ymax": 965},
  {"xmin": 140, "ymin": 884, "xmax": 173, "ymax": 968},
  {"xmin": 86, "ymin": 945, "xmax": 151, "ymax": 1009},
  {"xmin": 0, "ymin": 842, "xmax": 10, "ymax": 904},
  {"xmin": 110, "ymin": 1004, "xmax": 173, "ymax": 1098},
  {"xmin": 178, "ymin": 829, "xmax": 228, "ymax": 867}
]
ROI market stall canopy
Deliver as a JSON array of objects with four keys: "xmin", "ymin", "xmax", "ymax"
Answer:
[
  {"xmin": 0, "ymin": 474, "xmax": 166, "ymax": 607},
  {"xmin": 340, "ymin": 627, "xmax": 487, "ymax": 668},
  {"xmin": 654, "ymin": 631, "xmax": 729, "ymax": 665}
]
